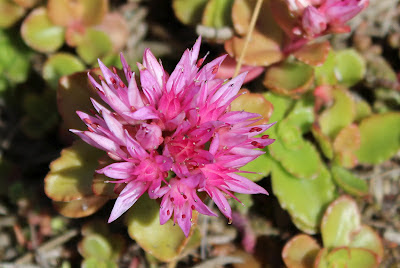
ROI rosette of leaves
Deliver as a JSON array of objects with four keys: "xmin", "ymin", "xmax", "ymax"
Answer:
[
  {"xmin": 282, "ymin": 196, "xmax": 384, "ymax": 268},
  {"xmin": 259, "ymin": 92, "xmax": 337, "ymax": 234},
  {"xmin": 0, "ymin": 29, "xmax": 31, "ymax": 93},
  {"xmin": 20, "ymin": 0, "xmax": 128, "ymax": 65},
  {"xmin": 45, "ymin": 71, "xmax": 202, "ymax": 263},
  {"xmin": 78, "ymin": 220, "xmax": 125, "ymax": 268},
  {"xmin": 172, "ymin": 0, "xmax": 234, "ymax": 41}
]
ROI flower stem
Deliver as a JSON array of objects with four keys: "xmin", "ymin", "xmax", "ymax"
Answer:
[{"xmin": 233, "ymin": 0, "xmax": 264, "ymax": 77}]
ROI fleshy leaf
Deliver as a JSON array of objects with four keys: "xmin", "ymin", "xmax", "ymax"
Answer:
[
  {"xmin": 355, "ymin": 113, "xmax": 400, "ymax": 164},
  {"xmin": 319, "ymin": 88, "xmax": 355, "ymax": 138},
  {"xmin": 81, "ymin": 258, "xmax": 117, "ymax": 268},
  {"xmin": 332, "ymin": 124, "xmax": 360, "ymax": 168},
  {"xmin": 349, "ymin": 225, "xmax": 384, "ymax": 261},
  {"xmin": 334, "ymin": 49, "xmax": 366, "ymax": 87},
  {"xmin": 80, "ymin": 234, "xmax": 112, "ymax": 260},
  {"xmin": 331, "ymin": 165, "xmax": 369, "ymax": 197},
  {"xmin": 225, "ymin": 31, "xmax": 283, "ymax": 67},
  {"xmin": 269, "ymin": 123, "xmax": 323, "ymax": 179},
  {"xmin": 321, "ymin": 196, "xmax": 360, "ymax": 249},
  {"xmin": 172, "ymin": 0, "xmax": 208, "ymax": 25},
  {"xmin": 47, "ymin": 0, "xmax": 108, "ymax": 27},
  {"xmin": 53, "ymin": 195, "xmax": 108, "ymax": 218},
  {"xmin": 311, "ymin": 124, "xmax": 333, "ymax": 159},
  {"xmin": 314, "ymin": 51, "xmax": 337, "ymax": 86},
  {"xmin": 282, "ymin": 234, "xmax": 321, "ymax": 268},
  {"xmin": 271, "ymin": 159, "xmax": 336, "ymax": 234},
  {"xmin": 92, "ymin": 174, "xmax": 118, "ymax": 198},
  {"xmin": 0, "ymin": 29, "xmax": 31, "ymax": 86},
  {"xmin": 0, "ymin": 0, "xmax": 25, "ymax": 28},
  {"xmin": 57, "ymin": 69, "xmax": 105, "ymax": 131},
  {"xmin": 240, "ymin": 151, "xmax": 273, "ymax": 182},
  {"xmin": 231, "ymin": 0, "xmax": 283, "ymax": 42},
  {"xmin": 293, "ymin": 41, "xmax": 331, "ymax": 67},
  {"xmin": 263, "ymin": 60, "xmax": 314, "ymax": 98},
  {"xmin": 202, "ymin": 0, "xmax": 234, "ymax": 28},
  {"xmin": 45, "ymin": 140, "xmax": 105, "ymax": 201},
  {"xmin": 285, "ymin": 96, "xmax": 314, "ymax": 133},
  {"xmin": 263, "ymin": 92, "xmax": 293, "ymax": 122},
  {"xmin": 93, "ymin": 12, "xmax": 129, "ymax": 52},
  {"xmin": 316, "ymin": 247, "xmax": 379, "ymax": 268},
  {"xmin": 21, "ymin": 7, "xmax": 65, "ymax": 53},
  {"xmin": 126, "ymin": 194, "xmax": 201, "ymax": 262},
  {"xmin": 76, "ymin": 28, "xmax": 112, "ymax": 65},
  {"xmin": 43, "ymin": 53, "xmax": 86, "ymax": 89},
  {"xmin": 231, "ymin": 89, "xmax": 273, "ymax": 124}
]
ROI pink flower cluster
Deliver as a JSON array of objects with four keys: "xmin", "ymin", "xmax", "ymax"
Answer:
[
  {"xmin": 72, "ymin": 38, "xmax": 275, "ymax": 236},
  {"xmin": 288, "ymin": 0, "xmax": 368, "ymax": 38}
]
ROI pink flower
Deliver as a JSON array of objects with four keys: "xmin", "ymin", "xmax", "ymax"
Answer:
[
  {"xmin": 281, "ymin": 0, "xmax": 368, "ymax": 38},
  {"xmin": 72, "ymin": 37, "xmax": 275, "ymax": 236}
]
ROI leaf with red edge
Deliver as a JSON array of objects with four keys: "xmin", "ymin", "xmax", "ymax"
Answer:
[
  {"xmin": 263, "ymin": 60, "xmax": 314, "ymax": 98},
  {"xmin": 45, "ymin": 140, "xmax": 105, "ymax": 202},
  {"xmin": 321, "ymin": 196, "xmax": 361, "ymax": 249},
  {"xmin": 282, "ymin": 234, "xmax": 321, "ymax": 268},
  {"xmin": 53, "ymin": 195, "xmax": 108, "ymax": 218},
  {"xmin": 225, "ymin": 31, "xmax": 283, "ymax": 67},
  {"xmin": 331, "ymin": 165, "xmax": 369, "ymax": 197},
  {"xmin": 293, "ymin": 41, "xmax": 331, "ymax": 66},
  {"xmin": 316, "ymin": 247, "xmax": 379, "ymax": 268},
  {"xmin": 350, "ymin": 225, "xmax": 384, "ymax": 262},
  {"xmin": 20, "ymin": 7, "xmax": 65, "ymax": 53}
]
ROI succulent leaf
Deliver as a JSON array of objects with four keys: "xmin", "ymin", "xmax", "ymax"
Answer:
[
  {"xmin": 126, "ymin": 194, "xmax": 201, "ymax": 262},
  {"xmin": 282, "ymin": 234, "xmax": 321, "ymax": 268}
]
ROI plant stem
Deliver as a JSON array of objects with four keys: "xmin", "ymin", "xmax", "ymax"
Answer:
[{"xmin": 233, "ymin": 0, "xmax": 264, "ymax": 77}]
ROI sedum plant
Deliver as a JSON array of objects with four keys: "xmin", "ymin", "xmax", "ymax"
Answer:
[
  {"xmin": 282, "ymin": 196, "xmax": 384, "ymax": 268},
  {"xmin": 45, "ymin": 38, "xmax": 276, "ymax": 261}
]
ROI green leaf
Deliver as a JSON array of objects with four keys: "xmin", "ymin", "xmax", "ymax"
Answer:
[
  {"xmin": 331, "ymin": 166, "xmax": 369, "ymax": 197},
  {"xmin": 0, "ymin": 0, "xmax": 25, "ymax": 28},
  {"xmin": 240, "ymin": 152, "xmax": 273, "ymax": 182},
  {"xmin": 311, "ymin": 124, "xmax": 333, "ymax": 159},
  {"xmin": 263, "ymin": 60, "xmax": 314, "ymax": 98},
  {"xmin": 172, "ymin": 0, "xmax": 208, "ymax": 25},
  {"xmin": 76, "ymin": 29, "xmax": 112, "ymax": 65},
  {"xmin": 334, "ymin": 49, "xmax": 366, "ymax": 87},
  {"xmin": 319, "ymin": 88, "xmax": 355, "ymax": 138},
  {"xmin": 355, "ymin": 112, "xmax": 400, "ymax": 164},
  {"xmin": 202, "ymin": 0, "xmax": 234, "ymax": 28},
  {"xmin": 317, "ymin": 247, "xmax": 379, "ymax": 268},
  {"xmin": 263, "ymin": 92, "xmax": 293, "ymax": 122},
  {"xmin": 285, "ymin": 96, "xmax": 314, "ymax": 133},
  {"xmin": 21, "ymin": 7, "xmax": 65, "ymax": 53},
  {"xmin": 0, "ymin": 29, "xmax": 31, "ymax": 85},
  {"xmin": 282, "ymin": 234, "xmax": 321, "ymax": 268},
  {"xmin": 269, "ymin": 123, "xmax": 323, "ymax": 179},
  {"xmin": 82, "ymin": 258, "xmax": 117, "ymax": 268},
  {"xmin": 321, "ymin": 196, "xmax": 360, "ymax": 249},
  {"xmin": 45, "ymin": 140, "xmax": 105, "ymax": 201},
  {"xmin": 126, "ymin": 194, "xmax": 201, "ymax": 262},
  {"xmin": 314, "ymin": 50, "xmax": 337, "ymax": 86},
  {"xmin": 271, "ymin": 159, "xmax": 336, "ymax": 234},
  {"xmin": 43, "ymin": 53, "xmax": 86, "ymax": 89},
  {"xmin": 80, "ymin": 234, "xmax": 112, "ymax": 260},
  {"xmin": 349, "ymin": 225, "xmax": 384, "ymax": 261}
]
